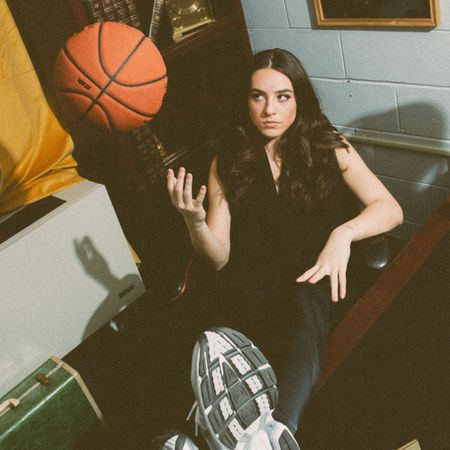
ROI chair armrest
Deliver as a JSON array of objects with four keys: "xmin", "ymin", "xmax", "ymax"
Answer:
[
  {"xmin": 360, "ymin": 234, "xmax": 391, "ymax": 271},
  {"xmin": 352, "ymin": 234, "xmax": 391, "ymax": 272}
]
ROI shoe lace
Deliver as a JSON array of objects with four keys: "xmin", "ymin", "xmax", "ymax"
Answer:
[{"xmin": 186, "ymin": 400, "xmax": 200, "ymax": 437}]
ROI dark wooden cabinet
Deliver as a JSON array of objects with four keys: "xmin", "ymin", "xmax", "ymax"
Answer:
[
  {"xmin": 8, "ymin": 0, "xmax": 252, "ymax": 294},
  {"xmin": 8, "ymin": 1, "xmax": 251, "ymax": 93},
  {"xmin": 8, "ymin": 0, "xmax": 251, "ymax": 174}
]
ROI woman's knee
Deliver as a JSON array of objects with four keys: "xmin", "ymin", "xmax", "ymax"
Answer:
[{"xmin": 290, "ymin": 283, "xmax": 331, "ymax": 353}]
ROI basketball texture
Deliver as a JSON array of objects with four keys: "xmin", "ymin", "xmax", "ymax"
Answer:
[{"xmin": 54, "ymin": 22, "xmax": 167, "ymax": 132}]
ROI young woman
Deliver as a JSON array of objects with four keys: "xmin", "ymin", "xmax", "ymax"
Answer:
[{"xmin": 167, "ymin": 48, "xmax": 403, "ymax": 446}]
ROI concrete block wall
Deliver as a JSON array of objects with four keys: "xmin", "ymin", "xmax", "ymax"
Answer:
[{"xmin": 240, "ymin": 0, "xmax": 450, "ymax": 240}]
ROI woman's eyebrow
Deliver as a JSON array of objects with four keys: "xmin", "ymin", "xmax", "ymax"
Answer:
[{"xmin": 249, "ymin": 88, "xmax": 294, "ymax": 93}]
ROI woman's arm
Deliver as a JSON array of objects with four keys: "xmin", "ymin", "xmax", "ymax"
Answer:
[
  {"xmin": 167, "ymin": 156, "xmax": 231, "ymax": 270},
  {"xmin": 333, "ymin": 142, "xmax": 403, "ymax": 239},
  {"xmin": 297, "ymin": 141, "xmax": 403, "ymax": 301}
]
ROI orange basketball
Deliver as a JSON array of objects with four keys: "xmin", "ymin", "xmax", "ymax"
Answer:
[{"xmin": 53, "ymin": 22, "xmax": 167, "ymax": 132}]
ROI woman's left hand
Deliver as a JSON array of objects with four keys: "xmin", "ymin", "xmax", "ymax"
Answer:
[{"xmin": 296, "ymin": 225, "xmax": 354, "ymax": 302}]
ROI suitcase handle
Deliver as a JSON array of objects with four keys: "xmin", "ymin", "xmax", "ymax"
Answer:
[{"xmin": 0, "ymin": 398, "xmax": 20, "ymax": 414}]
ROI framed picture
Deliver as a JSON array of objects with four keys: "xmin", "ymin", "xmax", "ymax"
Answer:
[{"xmin": 313, "ymin": 0, "xmax": 440, "ymax": 27}]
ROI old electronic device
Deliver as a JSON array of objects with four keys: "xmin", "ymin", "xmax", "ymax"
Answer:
[
  {"xmin": 165, "ymin": 0, "xmax": 215, "ymax": 41},
  {"xmin": 0, "ymin": 181, "xmax": 146, "ymax": 396}
]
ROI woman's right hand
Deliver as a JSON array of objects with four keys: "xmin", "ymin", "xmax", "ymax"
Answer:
[{"xmin": 167, "ymin": 167, "xmax": 207, "ymax": 227}]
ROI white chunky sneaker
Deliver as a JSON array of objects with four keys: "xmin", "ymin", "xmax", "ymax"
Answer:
[
  {"xmin": 190, "ymin": 327, "xmax": 300, "ymax": 450},
  {"xmin": 153, "ymin": 430, "xmax": 199, "ymax": 450},
  {"xmin": 235, "ymin": 411, "xmax": 300, "ymax": 450}
]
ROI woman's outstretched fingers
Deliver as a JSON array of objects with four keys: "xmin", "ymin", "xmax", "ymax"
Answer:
[
  {"xmin": 183, "ymin": 172, "xmax": 193, "ymax": 206},
  {"xmin": 339, "ymin": 269, "xmax": 347, "ymax": 300},
  {"xmin": 330, "ymin": 270, "xmax": 338, "ymax": 302},
  {"xmin": 194, "ymin": 185, "xmax": 207, "ymax": 205},
  {"xmin": 295, "ymin": 264, "xmax": 323, "ymax": 283},
  {"xmin": 167, "ymin": 168, "xmax": 179, "ymax": 205},
  {"xmin": 308, "ymin": 267, "xmax": 326, "ymax": 284},
  {"xmin": 296, "ymin": 265, "xmax": 319, "ymax": 282},
  {"xmin": 167, "ymin": 168, "xmax": 175, "ymax": 191},
  {"xmin": 175, "ymin": 167, "xmax": 186, "ymax": 205}
]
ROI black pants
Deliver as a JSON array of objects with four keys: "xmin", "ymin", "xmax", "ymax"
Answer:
[
  {"xmin": 133, "ymin": 280, "xmax": 331, "ymax": 441},
  {"xmin": 213, "ymin": 282, "xmax": 331, "ymax": 434},
  {"xmin": 272, "ymin": 283, "xmax": 330, "ymax": 433}
]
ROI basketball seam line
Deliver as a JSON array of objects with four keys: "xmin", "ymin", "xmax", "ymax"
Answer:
[
  {"xmin": 97, "ymin": 25, "xmax": 167, "ymax": 87},
  {"xmin": 60, "ymin": 24, "xmax": 165, "ymax": 123},
  {"xmin": 56, "ymin": 86, "xmax": 161, "ymax": 120},
  {"xmin": 56, "ymin": 52, "xmax": 161, "ymax": 120},
  {"xmin": 100, "ymin": 60, "xmax": 167, "ymax": 88},
  {"xmin": 60, "ymin": 45, "xmax": 160, "ymax": 119},
  {"xmin": 56, "ymin": 87, "xmax": 115, "ymax": 131},
  {"xmin": 60, "ymin": 44, "xmax": 166, "ymax": 90},
  {"xmin": 81, "ymin": 23, "xmax": 150, "ymax": 122}
]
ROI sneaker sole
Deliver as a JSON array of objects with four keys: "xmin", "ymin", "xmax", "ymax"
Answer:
[
  {"xmin": 237, "ymin": 411, "xmax": 300, "ymax": 450},
  {"xmin": 192, "ymin": 327, "xmax": 294, "ymax": 449}
]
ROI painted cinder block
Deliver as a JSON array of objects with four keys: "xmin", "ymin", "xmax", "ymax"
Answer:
[
  {"xmin": 396, "ymin": 86, "xmax": 450, "ymax": 140},
  {"xmin": 247, "ymin": 29, "xmax": 255, "ymax": 53},
  {"xmin": 285, "ymin": 0, "xmax": 313, "ymax": 28},
  {"xmin": 312, "ymin": 79, "xmax": 398, "ymax": 132},
  {"xmin": 340, "ymin": 31, "xmax": 450, "ymax": 87},
  {"xmin": 251, "ymin": 29, "xmax": 345, "ymax": 78},
  {"xmin": 438, "ymin": 3, "xmax": 450, "ymax": 31},
  {"xmin": 240, "ymin": 0, "xmax": 289, "ymax": 28}
]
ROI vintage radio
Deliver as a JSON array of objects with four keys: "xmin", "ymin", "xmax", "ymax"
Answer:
[{"xmin": 0, "ymin": 181, "xmax": 146, "ymax": 397}]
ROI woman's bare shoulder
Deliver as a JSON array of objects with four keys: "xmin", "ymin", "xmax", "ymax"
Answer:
[{"xmin": 334, "ymin": 136, "xmax": 360, "ymax": 172}]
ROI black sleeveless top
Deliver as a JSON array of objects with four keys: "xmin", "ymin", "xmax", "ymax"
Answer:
[{"xmin": 216, "ymin": 149, "xmax": 359, "ymax": 305}]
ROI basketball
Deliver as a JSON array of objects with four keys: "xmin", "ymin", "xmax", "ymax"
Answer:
[{"xmin": 53, "ymin": 22, "xmax": 167, "ymax": 132}]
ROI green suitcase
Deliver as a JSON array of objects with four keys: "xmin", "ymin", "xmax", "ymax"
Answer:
[{"xmin": 0, "ymin": 356, "xmax": 105, "ymax": 449}]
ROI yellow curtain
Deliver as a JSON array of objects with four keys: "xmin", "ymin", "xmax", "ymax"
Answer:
[{"xmin": 0, "ymin": 0, "xmax": 83, "ymax": 214}]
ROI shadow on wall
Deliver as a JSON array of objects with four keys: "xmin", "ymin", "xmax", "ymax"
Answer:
[
  {"xmin": 74, "ymin": 236, "xmax": 142, "ymax": 340},
  {"xmin": 341, "ymin": 102, "xmax": 449, "ymax": 226},
  {"xmin": 304, "ymin": 0, "xmax": 318, "ymax": 25},
  {"xmin": 353, "ymin": 101, "xmax": 448, "ymax": 176}
]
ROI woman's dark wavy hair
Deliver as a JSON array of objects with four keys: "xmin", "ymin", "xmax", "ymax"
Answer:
[{"xmin": 217, "ymin": 48, "xmax": 348, "ymax": 212}]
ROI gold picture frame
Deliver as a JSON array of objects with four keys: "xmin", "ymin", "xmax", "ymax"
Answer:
[{"xmin": 313, "ymin": 0, "xmax": 440, "ymax": 28}]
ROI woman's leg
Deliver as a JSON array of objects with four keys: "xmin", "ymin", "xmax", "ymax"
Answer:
[
  {"xmin": 207, "ymin": 282, "xmax": 331, "ymax": 434},
  {"xmin": 271, "ymin": 283, "xmax": 331, "ymax": 434}
]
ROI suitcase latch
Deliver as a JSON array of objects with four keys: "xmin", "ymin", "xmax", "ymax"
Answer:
[{"xmin": 0, "ymin": 398, "xmax": 20, "ymax": 415}]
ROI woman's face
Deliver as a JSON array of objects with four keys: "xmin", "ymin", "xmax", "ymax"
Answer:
[{"xmin": 248, "ymin": 68, "xmax": 297, "ymax": 142}]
